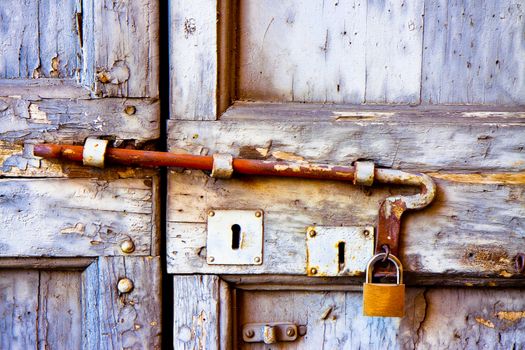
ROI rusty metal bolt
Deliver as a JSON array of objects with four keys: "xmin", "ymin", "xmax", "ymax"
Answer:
[
  {"xmin": 255, "ymin": 211, "xmax": 262, "ymax": 218},
  {"xmin": 208, "ymin": 256, "xmax": 215, "ymax": 263},
  {"xmin": 120, "ymin": 239, "xmax": 135, "ymax": 254},
  {"xmin": 308, "ymin": 229, "xmax": 316, "ymax": 238},
  {"xmin": 244, "ymin": 329, "xmax": 255, "ymax": 338},
  {"xmin": 286, "ymin": 327, "xmax": 296, "ymax": 337},
  {"xmin": 208, "ymin": 210, "xmax": 215, "ymax": 217},
  {"xmin": 117, "ymin": 278, "xmax": 134, "ymax": 293},
  {"xmin": 254, "ymin": 256, "xmax": 261, "ymax": 263},
  {"xmin": 310, "ymin": 267, "xmax": 318, "ymax": 275}
]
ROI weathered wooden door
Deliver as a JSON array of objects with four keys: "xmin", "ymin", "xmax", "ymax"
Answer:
[
  {"xmin": 0, "ymin": 1, "xmax": 161, "ymax": 348},
  {"xmin": 169, "ymin": 1, "xmax": 525, "ymax": 349}
]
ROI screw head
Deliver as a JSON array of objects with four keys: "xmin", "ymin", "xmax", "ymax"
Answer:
[
  {"xmin": 363, "ymin": 229, "xmax": 370, "ymax": 237},
  {"xmin": 286, "ymin": 327, "xmax": 296, "ymax": 337},
  {"xmin": 244, "ymin": 329, "xmax": 255, "ymax": 338},
  {"xmin": 208, "ymin": 256, "xmax": 215, "ymax": 263},
  {"xmin": 308, "ymin": 229, "xmax": 316, "ymax": 237},
  {"xmin": 117, "ymin": 278, "xmax": 134, "ymax": 293},
  {"xmin": 208, "ymin": 211, "xmax": 215, "ymax": 217},
  {"xmin": 254, "ymin": 256, "xmax": 261, "ymax": 263},
  {"xmin": 310, "ymin": 267, "xmax": 318, "ymax": 275},
  {"xmin": 124, "ymin": 105, "xmax": 136, "ymax": 115},
  {"xmin": 120, "ymin": 239, "xmax": 135, "ymax": 254},
  {"xmin": 255, "ymin": 211, "xmax": 262, "ymax": 217}
]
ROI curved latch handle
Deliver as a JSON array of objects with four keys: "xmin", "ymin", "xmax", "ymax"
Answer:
[{"xmin": 374, "ymin": 169, "xmax": 437, "ymax": 257}]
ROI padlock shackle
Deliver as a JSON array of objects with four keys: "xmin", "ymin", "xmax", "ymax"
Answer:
[{"xmin": 365, "ymin": 253, "xmax": 403, "ymax": 284}]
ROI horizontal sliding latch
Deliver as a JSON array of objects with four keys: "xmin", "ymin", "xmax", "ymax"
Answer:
[{"xmin": 33, "ymin": 139, "xmax": 436, "ymax": 277}]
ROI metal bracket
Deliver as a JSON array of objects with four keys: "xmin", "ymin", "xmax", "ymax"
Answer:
[
  {"xmin": 306, "ymin": 226, "xmax": 374, "ymax": 276},
  {"xmin": 242, "ymin": 322, "xmax": 305, "ymax": 344},
  {"xmin": 206, "ymin": 209, "xmax": 264, "ymax": 265},
  {"xmin": 82, "ymin": 138, "xmax": 108, "ymax": 168}
]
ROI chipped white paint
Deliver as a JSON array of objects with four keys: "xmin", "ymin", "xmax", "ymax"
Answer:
[
  {"xmin": 28, "ymin": 103, "xmax": 50, "ymax": 124},
  {"xmin": 0, "ymin": 178, "xmax": 155, "ymax": 257}
]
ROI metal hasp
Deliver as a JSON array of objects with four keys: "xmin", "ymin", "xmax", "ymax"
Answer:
[
  {"xmin": 242, "ymin": 322, "xmax": 305, "ymax": 344},
  {"xmin": 34, "ymin": 141, "xmax": 437, "ymax": 275}
]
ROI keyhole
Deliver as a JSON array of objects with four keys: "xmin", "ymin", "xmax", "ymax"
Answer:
[
  {"xmin": 338, "ymin": 241, "xmax": 345, "ymax": 268},
  {"xmin": 231, "ymin": 224, "xmax": 241, "ymax": 250}
]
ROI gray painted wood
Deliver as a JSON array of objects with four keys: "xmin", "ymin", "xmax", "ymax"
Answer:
[
  {"xmin": 0, "ymin": 0, "xmax": 81, "ymax": 79},
  {"xmin": 222, "ymin": 0, "xmax": 525, "ymax": 105},
  {"xmin": 173, "ymin": 275, "xmax": 221, "ymax": 350},
  {"xmin": 98, "ymin": 256, "xmax": 162, "ymax": 349},
  {"xmin": 237, "ymin": 288, "xmax": 525, "ymax": 349},
  {"xmin": 0, "ymin": 270, "xmax": 39, "ymax": 350},
  {"xmin": 0, "ymin": 94, "xmax": 160, "ymax": 144},
  {"xmin": 37, "ymin": 271, "xmax": 82, "ymax": 350},
  {"xmin": 166, "ymin": 170, "xmax": 525, "ymax": 280},
  {"xmin": 81, "ymin": 260, "xmax": 100, "ymax": 350},
  {"xmin": 0, "ymin": 178, "xmax": 155, "ymax": 257},
  {"xmin": 168, "ymin": 110, "xmax": 525, "ymax": 172},
  {"xmin": 237, "ymin": 0, "xmax": 424, "ymax": 104},
  {"xmin": 169, "ymin": 0, "xmax": 218, "ymax": 120},
  {"xmin": 422, "ymin": 0, "xmax": 525, "ymax": 105},
  {"xmin": 92, "ymin": 0, "xmax": 159, "ymax": 98}
]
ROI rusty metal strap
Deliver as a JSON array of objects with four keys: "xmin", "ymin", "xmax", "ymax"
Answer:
[{"xmin": 375, "ymin": 169, "xmax": 437, "ymax": 257}]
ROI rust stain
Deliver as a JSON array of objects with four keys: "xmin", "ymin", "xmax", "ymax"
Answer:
[
  {"xmin": 429, "ymin": 172, "xmax": 525, "ymax": 185},
  {"xmin": 462, "ymin": 245, "xmax": 511, "ymax": 270},
  {"xmin": 475, "ymin": 317, "xmax": 495, "ymax": 328},
  {"xmin": 495, "ymin": 311, "xmax": 525, "ymax": 323}
]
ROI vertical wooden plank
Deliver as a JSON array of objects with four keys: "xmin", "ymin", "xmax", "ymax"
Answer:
[
  {"xmin": 37, "ymin": 271, "xmax": 82, "ymax": 350},
  {"xmin": 236, "ymin": 0, "xmax": 368, "ymax": 104},
  {"xmin": 81, "ymin": 0, "xmax": 96, "ymax": 90},
  {"xmin": 422, "ymin": 0, "xmax": 525, "ymax": 105},
  {"xmin": 173, "ymin": 275, "xmax": 221, "ymax": 350},
  {"xmin": 98, "ymin": 256, "xmax": 162, "ymax": 349},
  {"xmin": 365, "ymin": 0, "xmax": 424, "ymax": 103},
  {"xmin": 81, "ymin": 261, "xmax": 100, "ymax": 350},
  {"xmin": 0, "ymin": 0, "xmax": 39, "ymax": 78},
  {"xmin": 93, "ymin": 0, "xmax": 159, "ymax": 97},
  {"xmin": 219, "ymin": 279, "xmax": 232, "ymax": 350},
  {"xmin": 0, "ymin": 270, "xmax": 39, "ymax": 349},
  {"xmin": 37, "ymin": 0, "xmax": 82, "ymax": 78},
  {"xmin": 169, "ymin": 0, "xmax": 218, "ymax": 120}
]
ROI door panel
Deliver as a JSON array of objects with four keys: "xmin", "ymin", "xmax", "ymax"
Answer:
[
  {"xmin": 167, "ymin": 118, "xmax": 524, "ymax": 278},
  {"xmin": 170, "ymin": 1, "xmax": 525, "ymax": 349},
  {"xmin": 236, "ymin": 0, "xmax": 524, "ymax": 105},
  {"xmin": 0, "ymin": 257, "xmax": 162, "ymax": 349},
  {"xmin": 0, "ymin": 0, "xmax": 161, "ymax": 348},
  {"xmin": 0, "ymin": 270, "xmax": 40, "ymax": 349},
  {"xmin": 237, "ymin": 288, "xmax": 525, "ymax": 349}
]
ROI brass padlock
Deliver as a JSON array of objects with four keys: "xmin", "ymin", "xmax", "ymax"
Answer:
[{"xmin": 363, "ymin": 252, "xmax": 405, "ymax": 317}]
